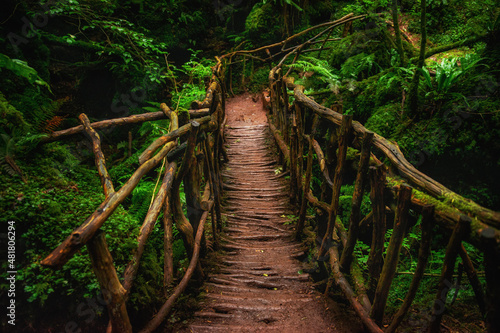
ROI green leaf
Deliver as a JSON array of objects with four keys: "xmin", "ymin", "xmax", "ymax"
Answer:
[{"xmin": 0, "ymin": 53, "xmax": 52, "ymax": 92}]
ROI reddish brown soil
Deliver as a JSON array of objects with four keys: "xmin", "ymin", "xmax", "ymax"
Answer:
[{"xmin": 182, "ymin": 94, "xmax": 364, "ymax": 332}]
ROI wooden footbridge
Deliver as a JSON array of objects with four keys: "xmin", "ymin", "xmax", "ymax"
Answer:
[{"xmin": 40, "ymin": 15, "xmax": 500, "ymax": 333}]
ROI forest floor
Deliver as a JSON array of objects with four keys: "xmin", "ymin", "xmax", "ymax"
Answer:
[{"xmin": 178, "ymin": 93, "xmax": 364, "ymax": 332}]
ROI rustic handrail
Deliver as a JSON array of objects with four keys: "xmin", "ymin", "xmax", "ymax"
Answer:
[
  {"xmin": 40, "ymin": 58, "xmax": 226, "ymax": 332},
  {"xmin": 267, "ymin": 51, "xmax": 500, "ymax": 331}
]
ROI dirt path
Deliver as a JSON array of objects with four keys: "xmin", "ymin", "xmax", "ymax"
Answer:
[{"xmin": 183, "ymin": 94, "xmax": 363, "ymax": 332}]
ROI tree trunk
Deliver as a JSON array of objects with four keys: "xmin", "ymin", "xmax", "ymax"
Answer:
[
  {"xmin": 406, "ymin": 0, "xmax": 427, "ymax": 117},
  {"xmin": 392, "ymin": 0, "xmax": 405, "ymax": 66}
]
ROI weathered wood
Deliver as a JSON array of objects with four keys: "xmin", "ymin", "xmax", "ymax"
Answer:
[
  {"xmin": 184, "ymin": 151, "xmax": 204, "ymax": 237},
  {"xmin": 291, "ymin": 84, "xmax": 500, "ymax": 230},
  {"xmin": 171, "ymin": 123, "xmax": 200, "ymax": 257},
  {"xmin": 163, "ymin": 194, "xmax": 174, "ymax": 292},
  {"xmin": 138, "ymin": 115, "xmax": 211, "ymax": 165},
  {"xmin": 289, "ymin": 112, "xmax": 298, "ymax": 204},
  {"xmin": 328, "ymin": 243, "xmax": 384, "ymax": 333},
  {"xmin": 340, "ymin": 131, "xmax": 373, "ymax": 271},
  {"xmin": 140, "ymin": 200, "xmax": 213, "ymax": 333},
  {"xmin": 79, "ymin": 113, "xmax": 115, "ymax": 198},
  {"xmin": 42, "ymin": 108, "xmax": 208, "ymax": 143},
  {"xmin": 41, "ymin": 137, "xmax": 178, "ymax": 268},
  {"xmin": 296, "ymin": 135, "xmax": 313, "ymax": 240},
  {"xmin": 123, "ymin": 162, "xmax": 177, "ymax": 293},
  {"xmin": 319, "ymin": 115, "xmax": 352, "ymax": 258},
  {"xmin": 311, "ymin": 137, "xmax": 333, "ymax": 187},
  {"xmin": 429, "ymin": 215, "xmax": 471, "ymax": 333},
  {"xmin": 204, "ymin": 137, "xmax": 222, "ymax": 234},
  {"xmin": 294, "ymin": 102, "xmax": 304, "ymax": 199},
  {"xmin": 458, "ymin": 243, "xmax": 486, "ymax": 316},
  {"xmin": 370, "ymin": 185, "xmax": 412, "ymax": 324},
  {"xmin": 87, "ymin": 231, "xmax": 131, "ymax": 333},
  {"xmin": 269, "ymin": 121, "xmax": 290, "ymax": 161},
  {"xmin": 281, "ymin": 77, "xmax": 290, "ymax": 145},
  {"xmin": 386, "ymin": 204, "xmax": 434, "ymax": 333},
  {"xmin": 367, "ymin": 164, "xmax": 387, "ymax": 299}
]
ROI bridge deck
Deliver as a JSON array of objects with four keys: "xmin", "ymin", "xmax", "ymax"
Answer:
[{"xmin": 183, "ymin": 94, "xmax": 361, "ymax": 332}]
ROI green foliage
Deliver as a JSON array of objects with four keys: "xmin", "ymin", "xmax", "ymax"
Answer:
[
  {"xmin": 263, "ymin": 0, "xmax": 303, "ymax": 11},
  {"xmin": 338, "ymin": 184, "xmax": 372, "ymax": 228},
  {"xmin": 0, "ymin": 54, "xmax": 51, "ymax": 92},
  {"xmin": 289, "ymin": 57, "xmax": 341, "ymax": 93},
  {"xmin": 245, "ymin": 3, "xmax": 280, "ymax": 42},
  {"xmin": 171, "ymin": 83, "xmax": 207, "ymax": 110},
  {"xmin": 419, "ymin": 54, "xmax": 487, "ymax": 102},
  {"xmin": 341, "ymin": 52, "xmax": 382, "ymax": 81},
  {"xmin": 247, "ymin": 66, "xmax": 271, "ymax": 93},
  {"xmin": 377, "ymin": 50, "xmax": 417, "ymax": 95},
  {"xmin": 129, "ymin": 181, "xmax": 156, "ymax": 221},
  {"xmin": 364, "ymin": 103, "xmax": 402, "ymax": 138}
]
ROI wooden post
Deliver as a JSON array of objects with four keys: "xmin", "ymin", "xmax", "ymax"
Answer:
[
  {"xmin": 386, "ymin": 204, "xmax": 434, "ymax": 333},
  {"xmin": 370, "ymin": 185, "xmax": 412, "ymax": 324},
  {"xmin": 163, "ymin": 194, "xmax": 174, "ymax": 294},
  {"xmin": 458, "ymin": 244, "xmax": 486, "ymax": 316},
  {"xmin": 319, "ymin": 115, "xmax": 352, "ymax": 258},
  {"xmin": 204, "ymin": 136, "xmax": 222, "ymax": 232},
  {"xmin": 184, "ymin": 152, "xmax": 204, "ymax": 237},
  {"xmin": 79, "ymin": 113, "xmax": 115, "ymax": 198},
  {"xmin": 281, "ymin": 77, "xmax": 289, "ymax": 145},
  {"xmin": 321, "ymin": 122, "xmax": 337, "ymax": 203},
  {"xmin": 140, "ymin": 201, "xmax": 214, "ymax": 333},
  {"xmin": 289, "ymin": 112, "xmax": 298, "ymax": 204},
  {"xmin": 481, "ymin": 227, "xmax": 500, "ymax": 332},
  {"xmin": 171, "ymin": 122, "xmax": 200, "ymax": 257},
  {"xmin": 296, "ymin": 135, "xmax": 313, "ymax": 240},
  {"xmin": 123, "ymin": 162, "xmax": 177, "ymax": 293},
  {"xmin": 429, "ymin": 215, "xmax": 471, "ymax": 333},
  {"xmin": 87, "ymin": 231, "xmax": 132, "ymax": 333},
  {"xmin": 294, "ymin": 102, "xmax": 304, "ymax": 200},
  {"xmin": 367, "ymin": 164, "xmax": 387, "ymax": 300},
  {"xmin": 340, "ymin": 131, "xmax": 374, "ymax": 271},
  {"xmin": 328, "ymin": 234, "xmax": 384, "ymax": 333},
  {"xmin": 296, "ymin": 115, "xmax": 319, "ymax": 240}
]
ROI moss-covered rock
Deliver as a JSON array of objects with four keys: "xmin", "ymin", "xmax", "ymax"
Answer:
[
  {"xmin": 245, "ymin": 3, "xmax": 280, "ymax": 42},
  {"xmin": 328, "ymin": 26, "xmax": 393, "ymax": 71},
  {"xmin": 364, "ymin": 103, "xmax": 401, "ymax": 138}
]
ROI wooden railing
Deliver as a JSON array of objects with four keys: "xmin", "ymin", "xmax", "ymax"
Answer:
[
  {"xmin": 39, "ymin": 15, "xmax": 500, "ymax": 333},
  {"xmin": 41, "ymin": 60, "xmax": 226, "ymax": 333},
  {"xmin": 267, "ymin": 64, "xmax": 500, "ymax": 332}
]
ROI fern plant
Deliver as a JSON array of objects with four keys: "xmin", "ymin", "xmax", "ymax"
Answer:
[
  {"xmin": 288, "ymin": 56, "xmax": 341, "ymax": 94},
  {"xmin": 340, "ymin": 52, "xmax": 382, "ymax": 81},
  {"xmin": 418, "ymin": 53, "xmax": 487, "ymax": 102},
  {"xmin": 129, "ymin": 181, "xmax": 157, "ymax": 221},
  {"xmin": 377, "ymin": 50, "xmax": 417, "ymax": 95}
]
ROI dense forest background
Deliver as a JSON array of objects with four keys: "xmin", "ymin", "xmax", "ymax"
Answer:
[{"xmin": 1, "ymin": 0, "xmax": 499, "ymax": 331}]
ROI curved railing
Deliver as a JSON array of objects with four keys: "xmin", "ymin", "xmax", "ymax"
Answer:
[
  {"xmin": 39, "ymin": 15, "xmax": 500, "ymax": 333},
  {"xmin": 267, "ymin": 47, "xmax": 499, "ymax": 332},
  {"xmin": 41, "ymin": 60, "xmax": 226, "ymax": 333}
]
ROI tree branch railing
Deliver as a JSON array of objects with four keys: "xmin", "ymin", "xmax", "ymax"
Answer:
[
  {"xmin": 267, "ymin": 52, "xmax": 500, "ymax": 331},
  {"xmin": 37, "ymin": 14, "xmax": 500, "ymax": 333},
  {"xmin": 40, "ymin": 60, "xmax": 226, "ymax": 332}
]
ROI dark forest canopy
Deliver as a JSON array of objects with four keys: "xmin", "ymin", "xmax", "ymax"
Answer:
[{"xmin": 1, "ymin": 0, "xmax": 499, "ymax": 332}]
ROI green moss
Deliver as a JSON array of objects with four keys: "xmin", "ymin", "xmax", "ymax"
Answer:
[
  {"xmin": 364, "ymin": 103, "xmax": 401, "ymax": 138},
  {"xmin": 245, "ymin": 3, "xmax": 279, "ymax": 42},
  {"xmin": 0, "ymin": 91, "xmax": 30, "ymax": 131},
  {"xmin": 386, "ymin": 176, "xmax": 484, "ymax": 238}
]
